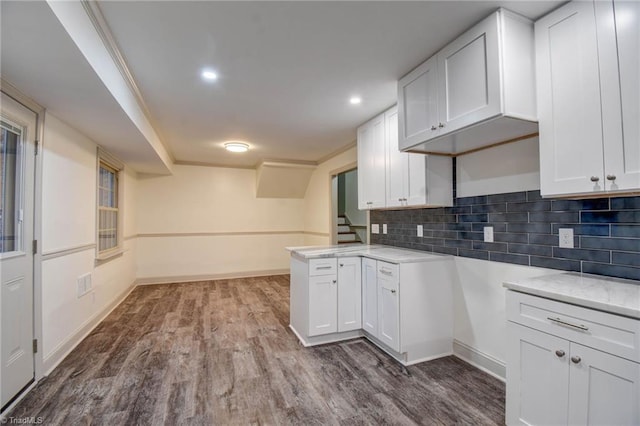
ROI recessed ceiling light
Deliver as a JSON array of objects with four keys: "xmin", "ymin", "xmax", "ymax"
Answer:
[
  {"xmin": 201, "ymin": 69, "xmax": 218, "ymax": 81},
  {"xmin": 224, "ymin": 142, "xmax": 249, "ymax": 153},
  {"xmin": 349, "ymin": 96, "xmax": 362, "ymax": 105}
]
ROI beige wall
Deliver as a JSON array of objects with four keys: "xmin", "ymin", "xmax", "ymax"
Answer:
[
  {"xmin": 303, "ymin": 146, "xmax": 357, "ymax": 245},
  {"xmin": 41, "ymin": 113, "xmax": 137, "ymax": 373},
  {"xmin": 135, "ymin": 165, "xmax": 305, "ymax": 281}
]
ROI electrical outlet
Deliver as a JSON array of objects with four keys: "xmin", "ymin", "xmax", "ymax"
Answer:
[
  {"xmin": 417, "ymin": 225, "xmax": 423, "ymax": 237},
  {"xmin": 483, "ymin": 226, "xmax": 494, "ymax": 243},
  {"xmin": 371, "ymin": 224, "xmax": 380, "ymax": 234},
  {"xmin": 559, "ymin": 228, "xmax": 574, "ymax": 248},
  {"xmin": 382, "ymin": 224, "xmax": 387, "ymax": 234}
]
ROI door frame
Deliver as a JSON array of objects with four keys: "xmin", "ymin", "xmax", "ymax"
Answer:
[
  {"xmin": 328, "ymin": 162, "xmax": 358, "ymax": 245},
  {"xmin": 1, "ymin": 81, "xmax": 45, "ymax": 393}
]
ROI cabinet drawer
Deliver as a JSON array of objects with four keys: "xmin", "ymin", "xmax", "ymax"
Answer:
[
  {"xmin": 377, "ymin": 261, "xmax": 399, "ymax": 281},
  {"xmin": 309, "ymin": 258, "xmax": 337, "ymax": 276},
  {"xmin": 507, "ymin": 291, "xmax": 640, "ymax": 363}
]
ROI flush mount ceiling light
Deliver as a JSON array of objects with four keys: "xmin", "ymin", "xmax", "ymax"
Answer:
[
  {"xmin": 224, "ymin": 142, "xmax": 249, "ymax": 153},
  {"xmin": 201, "ymin": 69, "xmax": 218, "ymax": 81},
  {"xmin": 349, "ymin": 96, "xmax": 362, "ymax": 105}
]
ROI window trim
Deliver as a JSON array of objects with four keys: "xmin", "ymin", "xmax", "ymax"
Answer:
[{"xmin": 95, "ymin": 147, "xmax": 124, "ymax": 262}]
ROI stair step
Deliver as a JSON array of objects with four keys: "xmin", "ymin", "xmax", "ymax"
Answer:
[
  {"xmin": 338, "ymin": 224, "xmax": 350, "ymax": 232},
  {"xmin": 337, "ymin": 233, "xmax": 357, "ymax": 242},
  {"xmin": 337, "ymin": 216, "xmax": 347, "ymax": 225}
]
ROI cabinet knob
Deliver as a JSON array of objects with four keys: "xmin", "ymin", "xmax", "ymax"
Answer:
[
  {"xmin": 571, "ymin": 356, "xmax": 581, "ymax": 364},
  {"xmin": 438, "ymin": 122, "xmax": 445, "ymax": 128},
  {"xmin": 339, "ymin": 264, "xmax": 344, "ymax": 267},
  {"xmin": 590, "ymin": 176, "xmax": 600, "ymax": 182},
  {"xmin": 606, "ymin": 174, "xmax": 616, "ymax": 181},
  {"xmin": 390, "ymin": 289, "xmax": 396, "ymax": 294},
  {"xmin": 555, "ymin": 350, "xmax": 565, "ymax": 358},
  {"xmin": 398, "ymin": 198, "xmax": 403, "ymax": 202},
  {"xmin": 430, "ymin": 125, "xmax": 437, "ymax": 131},
  {"xmin": 332, "ymin": 280, "xmax": 337, "ymax": 284}
]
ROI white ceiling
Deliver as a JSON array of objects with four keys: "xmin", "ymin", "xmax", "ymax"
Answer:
[{"xmin": 1, "ymin": 1, "xmax": 564, "ymax": 170}]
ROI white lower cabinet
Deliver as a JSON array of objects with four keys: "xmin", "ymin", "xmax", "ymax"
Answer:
[
  {"xmin": 308, "ymin": 274, "xmax": 338, "ymax": 337},
  {"xmin": 506, "ymin": 291, "xmax": 640, "ymax": 425},
  {"xmin": 377, "ymin": 261, "xmax": 400, "ymax": 352},
  {"xmin": 337, "ymin": 257, "xmax": 362, "ymax": 332},
  {"xmin": 361, "ymin": 257, "xmax": 378, "ymax": 335},
  {"xmin": 362, "ymin": 258, "xmax": 453, "ymax": 364}
]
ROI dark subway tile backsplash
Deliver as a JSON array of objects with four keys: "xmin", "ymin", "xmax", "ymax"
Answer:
[{"xmin": 370, "ymin": 190, "xmax": 640, "ymax": 282}]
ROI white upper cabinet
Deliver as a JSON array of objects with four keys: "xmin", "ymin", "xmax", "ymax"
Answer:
[
  {"xmin": 536, "ymin": 0, "xmax": 640, "ymax": 197},
  {"xmin": 359, "ymin": 105, "xmax": 453, "ymax": 210},
  {"xmin": 398, "ymin": 9, "xmax": 538, "ymax": 155},
  {"xmin": 357, "ymin": 113, "xmax": 386, "ymax": 209}
]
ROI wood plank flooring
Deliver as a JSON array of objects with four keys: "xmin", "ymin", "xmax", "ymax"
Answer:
[{"xmin": 8, "ymin": 275, "xmax": 505, "ymax": 425}]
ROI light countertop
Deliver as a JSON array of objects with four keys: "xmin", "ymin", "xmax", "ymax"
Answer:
[
  {"xmin": 286, "ymin": 244, "xmax": 452, "ymax": 264},
  {"xmin": 504, "ymin": 272, "xmax": 640, "ymax": 319}
]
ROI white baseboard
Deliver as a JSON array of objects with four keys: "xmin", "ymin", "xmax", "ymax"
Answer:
[
  {"xmin": 42, "ymin": 282, "xmax": 137, "ymax": 375},
  {"xmin": 452, "ymin": 339, "xmax": 506, "ymax": 382},
  {"xmin": 136, "ymin": 269, "xmax": 290, "ymax": 285},
  {"xmin": 289, "ymin": 325, "xmax": 362, "ymax": 347}
]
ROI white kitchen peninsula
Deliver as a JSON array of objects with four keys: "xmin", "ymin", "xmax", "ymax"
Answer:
[{"xmin": 287, "ymin": 244, "xmax": 455, "ymax": 365}]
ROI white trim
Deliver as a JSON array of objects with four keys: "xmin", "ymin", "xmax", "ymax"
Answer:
[
  {"xmin": 42, "ymin": 281, "xmax": 136, "ymax": 375},
  {"xmin": 0, "ymin": 381, "xmax": 37, "ymax": 419},
  {"xmin": 289, "ymin": 325, "xmax": 363, "ymax": 347},
  {"xmin": 42, "ymin": 243, "xmax": 96, "ymax": 261},
  {"xmin": 137, "ymin": 231, "xmax": 309, "ymax": 238},
  {"xmin": 452, "ymin": 339, "xmax": 506, "ymax": 382},
  {"xmin": 135, "ymin": 269, "xmax": 290, "ymax": 286}
]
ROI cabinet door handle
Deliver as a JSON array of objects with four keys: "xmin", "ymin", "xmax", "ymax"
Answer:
[
  {"xmin": 571, "ymin": 356, "xmax": 581, "ymax": 364},
  {"xmin": 430, "ymin": 125, "xmax": 437, "ymax": 131},
  {"xmin": 339, "ymin": 264, "xmax": 344, "ymax": 267},
  {"xmin": 390, "ymin": 289, "xmax": 396, "ymax": 294},
  {"xmin": 438, "ymin": 122, "xmax": 445, "ymax": 128},
  {"xmin": 379, "ymin": 269, "xmax": 393, "ymax": 276},
  {"xmin": 332, "ymin": 280, "xmax": 337, "ymax": 284},
  {"xmin": 590, "ymin": 176, "xmax": 600, "ymax": 182},
  {"xmin": 555, "ymin": 350, "xmax": 565, "ymax": 358},
  {"xmin": 606, "ymin": 174, "xmax": 616, "ymax": 181},
  {"xmin": 366, "ymin": 201, "xmax": 373, "ymax": 205},
  {"xmin": 398, "ymin": 198, "xmax": 403, "ymax": 202},
  {"xmin": 547, "ymin": 316, "xmax": 589, "ymax": 331},
  {"xmin": 316, "ymin": 265, "xmax": 333, "ymax": 270}
]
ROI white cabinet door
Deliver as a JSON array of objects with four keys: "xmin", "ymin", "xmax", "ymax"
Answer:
[
  {"xmin": 506, "ymin": 322, "xmax": 570, "ymax": 426},
  {"xmin": 357, "ymin": 114, "xmax": 386, "ymax": 209},
  {"xmin": 596, "ymin": 0, "xmax": 640, "ymax": 192},
  {"xmin": 377, "ymin": 262, "xmax": 400, "ymax": 352},
  {"xmin": 437, "ymin": 11, "xmax": 501, "ymax": 134},
  {"xmin": 568, "ymin": 343, "xmax": 640, "ymax": 426},
  {"xmin": 536, "ymin": 1, "xmax": 606, "ymax": 196},
  {"xmin": 385, "ymin": 106, "xmax": 406, "ymax": 208},
  {"xmin": 308, "ymin": 274, "xmax": 337, "ymax": 337},
  {"xmin": 337, "ymin": 257, "xmax": 361, "ymax": 332},
  {"xmin": 361, "ymin": 257, "xmax": 378, "ymax": 336},
  {"xmin": 398, "ymin": 56, "xmax": 440, "ymax": 150}
]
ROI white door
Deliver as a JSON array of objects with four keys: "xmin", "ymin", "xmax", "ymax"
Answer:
[
  {"xmin": 568, "ymin": 343, "xmax": 640, "ymax": 426},
  {"xmin": 596, "ymin": 0, "xmax": 640, "ymax": 192},
  {"xmin": 377, "ymin": 262, "xmax": 399, "ymax": 352},
  {"xmin": 361, "ymin": 258, "xmax": 377, "ymax": 336},
  {"xmin": 307, "ymin": 274, "xmax": 337, "ymax": 337},
  {"xmin": 356, "ymin": 114, "xmax": 386, "ymax": 210},
  {"xmin": 337, "ymin": 257, "xmax": 361, "ymax": 332},
  {"xmin": 1, "ymin": 92, "xmax": 36, "ymax": 409},
  {"xmin": 385, "ymin": 106, "xmax": 407, "ymax": 208},
  {"xmin": 535, "ymin": 1, "xmax": 605, "ymax": 196},
  {"xmin": 437, "ymin": 11, "xmax": 501, "ymax": 134},
  {"xmin": 398, "ymin": 55, "xmax": 440, "ymax": 150},
  {"xmin": 506, "ymin": 322, "xmax": 570, "ymax": 426}
]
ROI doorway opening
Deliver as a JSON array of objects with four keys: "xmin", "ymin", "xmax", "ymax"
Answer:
[{"xmin": 331, "ymin": 168, "xmax": 366, "ymax": 245}]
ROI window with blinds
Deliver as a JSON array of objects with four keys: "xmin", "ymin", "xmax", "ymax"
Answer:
[{"xmin": 97, "ymin": 161, "xmax": 119, "ymax": 253}]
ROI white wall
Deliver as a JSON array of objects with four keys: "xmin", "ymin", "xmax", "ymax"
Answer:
[
  {"xmin": 41, "ymin": 113, "xmax": 137, "ymax": 373},
  {"xmin": 135, "ymin": 165, "xmax": 305, "ymax": 282},
  {"xmin": 304, "ymin": 147, "xmax": 357, "ymax": 245},
  {"xmin": 452, "ymin": 136, "xmax": 551, "ymax": 378},
  {"xmin": 457, "ymin": 136, "xmax": 540, "ymax": 197}
]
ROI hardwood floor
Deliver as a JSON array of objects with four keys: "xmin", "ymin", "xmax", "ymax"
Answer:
[{"xmin": 8, "ymin": 275, "xmax": 505, "ymax": 425}]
